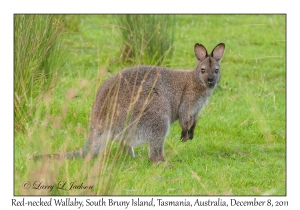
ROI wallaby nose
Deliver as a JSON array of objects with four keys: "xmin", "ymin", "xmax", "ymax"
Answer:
[{"xmin": 207, "ymin": 77, "xmax": 215, "ymax": 86}]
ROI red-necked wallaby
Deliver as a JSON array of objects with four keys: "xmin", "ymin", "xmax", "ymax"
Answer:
[{"xmin": 34, "ymin": 43, "xmax": 225, "ymax": 162}]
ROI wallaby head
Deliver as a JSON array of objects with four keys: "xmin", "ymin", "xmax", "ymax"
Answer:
[{"xmin": 194, "ymin": 43, "xmax": 225, "ymax": 88}]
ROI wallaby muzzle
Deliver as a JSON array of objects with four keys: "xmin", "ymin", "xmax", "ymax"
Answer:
[{"xmin": 207, "ymin": 77, "xmax": 215, "ymax": 87}]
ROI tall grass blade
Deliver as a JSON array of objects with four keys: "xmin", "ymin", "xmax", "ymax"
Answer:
[{"xmin": 115, "ymin": 15, "xmax": 175, "ymax": 66}]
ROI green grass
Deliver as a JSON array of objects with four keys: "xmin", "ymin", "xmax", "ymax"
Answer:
[
  {"xmin": 14, "ymin": 15, "xmax": 72, "ymax": 132},
  {"xmin": 14, "ymin": 14, "xmax": 286, "ymax": 196},
  {"xmin": 114, "ymin": 14, "xmax": 175, "ymax": 66}
]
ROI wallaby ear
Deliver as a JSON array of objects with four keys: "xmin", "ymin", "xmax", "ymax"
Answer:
[
  {"xmin": 211, "ymin": 43, "xmax": 225, "ymax": 62},
  {"xmin": 194, "ymin": 43, "xmax": 208, "ymax": 62}
]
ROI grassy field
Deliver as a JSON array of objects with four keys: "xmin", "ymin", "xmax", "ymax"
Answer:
[{"xmin": 14, "ymin": 14, "xmax": 286, "ymax": 196}]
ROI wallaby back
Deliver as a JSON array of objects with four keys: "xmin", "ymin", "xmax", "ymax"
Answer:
[{"xmin": 33, "ymin": 43, "xmax": 225, "ymax": 162}]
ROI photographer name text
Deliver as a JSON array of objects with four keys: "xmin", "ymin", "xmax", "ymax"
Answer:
[{"xmin": 22, "ymin": 181, "xmax": 93, "ymax": 192}]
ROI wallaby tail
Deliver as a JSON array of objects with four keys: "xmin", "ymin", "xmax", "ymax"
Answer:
[{"xmin": 31, "ymin": 145, "xmax": 101, "ymax": 161}]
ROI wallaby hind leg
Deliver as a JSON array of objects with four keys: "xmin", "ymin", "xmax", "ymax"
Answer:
[
  {"xmin": 149, "ymin": 138, "xmax": 165, "ymax": 162},
  {"xmin": 142, "ymin": 114, "xmax": 169, "ymax": 162}
]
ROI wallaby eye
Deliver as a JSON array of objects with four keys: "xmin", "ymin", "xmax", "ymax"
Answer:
[
  {"xmin": 215, "ymin": 69, "xmax": 219, "ymax": 73},
  {"xmin": 201, "ymin": 68, "xmax": 205, "ymax": 73}
]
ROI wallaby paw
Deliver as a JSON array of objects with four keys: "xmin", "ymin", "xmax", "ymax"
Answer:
[
  {"xmin": 180, "ymin": 135, "xmax": 188, "ymax": 142},
  {"xmin": 149, "ymin": 159, "xmax": 165, "ymax": 166},
  {"xmin": 151, "ymin": 160, "xmax": 165, "ymax": 167},
  {"xmin": 149, "ymin": 156, "xmax": 165, "ymax": 163},
  {"xmin": 181, "ymin": 136, "xmax": 189, "ymax": 142},
  {"xmin": 181, "ymin": 130, "xmax": 190, "ymax": 142},
  {"xmin": 188, "ymin": 131, "xmax": 194, "ymax": 140}
]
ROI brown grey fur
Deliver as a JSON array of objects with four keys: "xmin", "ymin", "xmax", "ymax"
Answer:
[{"xmin": 34, "ymin": 43, "xmax": 225, "ymax": 162}]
